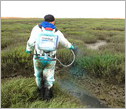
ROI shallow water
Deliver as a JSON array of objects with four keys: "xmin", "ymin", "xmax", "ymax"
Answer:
[
  {"xmin": 58, "ymin": 78, "xmax": 108, "ymax": 108},
  {"xmin": 85, "ymin": 40, "xmax": 107, "ymax": 50}
]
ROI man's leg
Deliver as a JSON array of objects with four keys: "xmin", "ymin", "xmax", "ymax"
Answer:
[
  {"xmin": 43, "ymin": 61, "xmax": 56, "ymax": 100},
  {"xmin": 33, "ymin": 57, "xmax": 47, "ymax": 100},
  {"xmin": 33, "ymin": 58, "xmax": 43, "ymax": 89}
]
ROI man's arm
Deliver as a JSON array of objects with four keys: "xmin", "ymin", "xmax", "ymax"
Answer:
[
  {"xmin": 26, "ymin": 25, "xmax": 40, "ymax": 53},
  {"xmin": 56, "ymin": 30, "xmax": 74, "ymax": 49}
]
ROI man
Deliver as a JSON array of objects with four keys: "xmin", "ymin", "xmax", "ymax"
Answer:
[{"xmin": 26, "ymin": 14, "xmax": 75, "ymax": 100}]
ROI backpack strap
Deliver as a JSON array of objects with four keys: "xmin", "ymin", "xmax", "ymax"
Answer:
[
  {"xmin": 38, "ymin": 24, "xmax": 58, "ymax": 32},
  {"xmin": 38, "ymin": 24, "xmax": 42, "ymax": 29},
  {"xmin": 55, "ymin": 28, "xmax": 58, "ymax": 32}
]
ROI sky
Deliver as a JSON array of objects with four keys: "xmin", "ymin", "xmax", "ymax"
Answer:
[{"xmin": 1, "ymin": 1, "xmax": 125, "ymax": 18}]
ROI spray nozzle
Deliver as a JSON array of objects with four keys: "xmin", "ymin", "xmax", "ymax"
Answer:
[{"xmin": 71, "ymin": 43, "xmax": 79, "ymax": 56}]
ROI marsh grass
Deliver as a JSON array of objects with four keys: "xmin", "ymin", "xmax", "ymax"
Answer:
[
  {"xmin": 1, "ymin": 77, "xmax": 84, "ymax": 108},
  {"xmin": 99, "ymin": 43, "xmax": 125, "ymax": 53},
  {"xmin": 2, "ymin": 46, "xmax": 33, "ymax": 78},
  {"xmin": 1, "ymin": 18, "xmax": 125, "ymax": 107},
  {"xmin": 76, "ymin": 54, "xmax": 125, "ymax": 84}
]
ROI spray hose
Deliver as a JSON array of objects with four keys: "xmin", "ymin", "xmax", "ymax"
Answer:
[
  {"xmin": 56, "ymin": 50, "xmax": 75, "ymax": 67},
  {"xmin": 35, "ymin": 50, "xmax": 76, "ymax": 67}
]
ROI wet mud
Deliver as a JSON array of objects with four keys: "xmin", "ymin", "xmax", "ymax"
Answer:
[{"xmin": 57, "ymin": 78, "xmax": 108, "ymax": 108}]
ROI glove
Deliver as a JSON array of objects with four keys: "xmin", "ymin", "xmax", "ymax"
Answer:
[
  {"xmin": 26, "ymin": 50, "xmax": 32, "ymax": 54},
  {"xmin": 70, "ymin": 44, "xmax": 78, "ymax": 56},
  {"xmin": 69, "ymin": 45, "xmax": 75, "ymax": 50}
]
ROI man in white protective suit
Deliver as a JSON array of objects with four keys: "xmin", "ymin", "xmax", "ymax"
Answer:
[{"xmin": 26, "ymin": 14, "xmax": 75, "ymax": 101}]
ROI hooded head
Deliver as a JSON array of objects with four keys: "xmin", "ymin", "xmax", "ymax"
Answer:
[
  {"xmin": 44, "ymin": 14, "xmax": 55, "ymax": 22},
  {"xmin": 39, "ymin": 14, "xmax": 56, "ymax": 29}
]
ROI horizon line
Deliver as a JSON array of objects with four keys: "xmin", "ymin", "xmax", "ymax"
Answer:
[{"xmin": 1, "ymin": 17, "xmax": 125, "ymax": 19}]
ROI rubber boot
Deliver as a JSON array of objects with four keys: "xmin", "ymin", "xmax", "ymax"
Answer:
[
  {"xmin": 50, "ymin": 87, "xmax": 54, "ymax": 98},
  {"xmin": 37, "ymin": 79, "xmax": 45, "ymax": 100},
  {"xmin": 40, "ymin": 87, "xmax": 45, "ymax": 100},
  {"xmin": 44, "ymin": 87, "xmax": 54, "ymax": 101},
  {"xmin": 40, "ymin": 79, "xmax": 45, "ymax": 100}
]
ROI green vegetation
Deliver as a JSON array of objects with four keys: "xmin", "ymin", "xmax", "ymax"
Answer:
[
  {"xmin": 2, "ymin": 77, "xmax": 83, "ymax": 108},
  {"xmin": 1, "ymin": 18, "xmax": 125, "ymax": 108},
  {"xmin": 2, "ymin": 45, "xmax": 33, "ymax": 78},
  {"xmin": 76, "ymin": 54, "xmax": 125, "ymax": 84}
]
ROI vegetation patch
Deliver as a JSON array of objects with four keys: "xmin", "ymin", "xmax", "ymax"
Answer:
[
  {"xmin": 1, "ymin": 77, "xmax": 84, "ymax": 108},
  {"xmin": 76, "ymin": 54, "xmax": 125, "ymax": 84}
]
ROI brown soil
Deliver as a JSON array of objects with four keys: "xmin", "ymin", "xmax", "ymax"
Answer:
[
  {"xmin": 85, "ymin": 40, "xmax": 107, "ymax": 50},
  {"xmin": 56, "ymin": 71, "xmax": 125, "ymax": 108}
]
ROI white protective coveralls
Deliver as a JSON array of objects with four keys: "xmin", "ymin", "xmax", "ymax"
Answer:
[{"xmin": 26, "ymin": 25, "xmax": 73, "ymax": 89}]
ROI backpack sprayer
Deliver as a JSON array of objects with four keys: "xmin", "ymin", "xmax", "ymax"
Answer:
[{"xmin": 35, "ymin": 29, "xmax": 78, "ymax": 67}]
